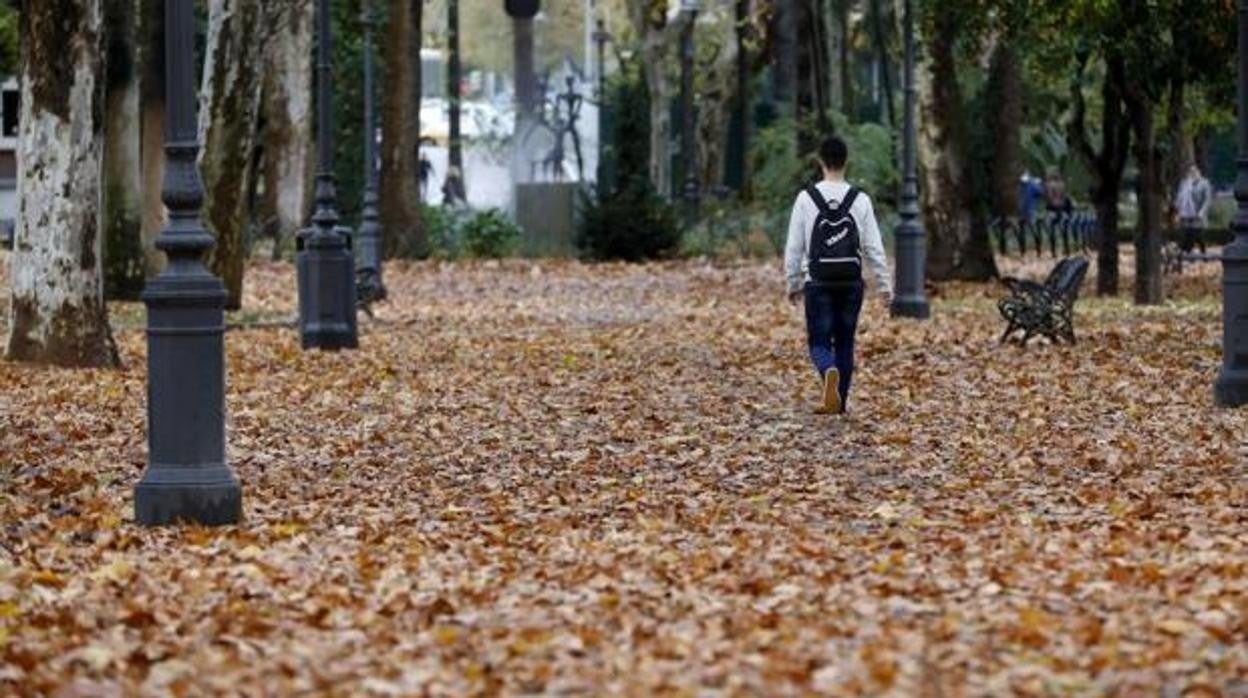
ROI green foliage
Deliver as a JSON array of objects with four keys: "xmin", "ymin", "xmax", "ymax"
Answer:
[
  {"xmin": 749, "ymin": 113, "xmax": 899, "ymax": 221},
  {"xmin": 423, "ymin": 203, "xmax": 464, "ymax": 259},
  {"xmin": 579, "ymin": 188, "xmax": 681, "ymax": 262},
  {"xmin": 460, "ymin": 208, "xmax": 521, "ymax": 259},
  {"xmin": 0, "ymin": 3, "xmax": 17, "ymax": 76},
  {"xmin": 578, "ymin": 55, "xmax": 681, "ymax": 262}
]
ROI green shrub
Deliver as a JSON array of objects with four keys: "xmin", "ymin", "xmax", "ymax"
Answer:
[
  {"xmin": 461, "ymin": 209, "xmax": 522, "ymax": 259},
  {"xmin": 579, "ymin": 189, "xmax": 681, "ymax": 262},
  {"xmin": 749, "ymin": 112, "xmax": 900, "ymax": 226},
  {"xmin": 424, "ymin": 204, "xmax": 462, "ymax": 260},
  {"xmin": 577, "ymin": 54, "xmax": 681, "ymax": 262}
]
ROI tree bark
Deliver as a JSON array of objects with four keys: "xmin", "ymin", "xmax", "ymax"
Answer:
[
  {"xmin": 260, "ymin": 0, "xmax": 313, "ymax": 261},
  {"xmin": 446, "ymin": 0, "xmax": 465, "ymax": 202},
  {"xmin": 138, "ymin": 0, "xmax": 165, "ymax": 277},
  {"xmin": 1068, "ymin": 52, "xmax": 1130, "ymax": 297},
  {"xmin": 772, "ymin": 0, "xmax": 798, "ymax": 119},
  {"xmin": 200, "ymin": 0, "xmax": 265, "ymax": 310},
  {"xmin": 986, "ymin": 40, "xmax": 1021, "ymax": 218},
  {"xmin": 824, "ymin": 0, "xmax": 844, "ymax": 113},
  {"xmin": 695, "ymin": 10, "xmax": 739, "ymax": 189},
  {"xmin": 628, "ymin": 1, "xmax": 678, "ymax": 198},
  {"xmin": 102, "ymin": 0, "xmax": 144, "ymax": 300},
  {"xmin": 868, "ymin": 0, "xmax": 894, "ymax": 128},
  {"xmin": 6, "ymin": 0, "xmax": 118, "ymax": 368},
  {"xmin": 1128, "ymin": 91, "xmax": 1164, "ymax": 305},
  {"xmin": 918, "ymin": 9, "xmax": 996, "ymax": 282},
  {"xmin": 836, "ymin": 0, "xmax": 853, "ymax": 118},
  {"xmin": 732, "ymin": 0, "xmax": 752, "ymax": 194},
  {"xmin": 381, "ymin": 0, "xmax": 426, "ymax": 258}
]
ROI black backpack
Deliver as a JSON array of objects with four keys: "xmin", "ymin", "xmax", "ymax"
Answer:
[{"xmin": 804, "ymin": 183, "xmax": 863, "ymax": 285}]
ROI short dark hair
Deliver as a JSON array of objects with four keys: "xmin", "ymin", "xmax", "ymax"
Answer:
[{"xmin": 818, "ymin": 136, "xmax": 849, "ymax": 170}]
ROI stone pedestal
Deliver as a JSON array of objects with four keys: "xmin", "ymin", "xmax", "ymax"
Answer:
[{"xmin": 515, "ymin": 182, "xmax": 580, "ymax": 257}]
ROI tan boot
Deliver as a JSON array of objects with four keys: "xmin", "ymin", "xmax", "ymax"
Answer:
[{"xmin": 817, "ymin": 368, "xmax": 842, "ymax": 415}]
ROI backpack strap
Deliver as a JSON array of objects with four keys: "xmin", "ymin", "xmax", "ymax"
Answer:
[
  {"xmin": 803, "ymin": 183, "xmax": 834, "ymax": 217},
  {"xmin": 835, "ymin": 186, "xmax": 861, "ymax": 216}
]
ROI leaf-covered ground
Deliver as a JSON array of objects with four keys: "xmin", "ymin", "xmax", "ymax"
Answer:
[{"xmin": 1, "ymin": 252, "xmax": 1245, "ymax": 696}]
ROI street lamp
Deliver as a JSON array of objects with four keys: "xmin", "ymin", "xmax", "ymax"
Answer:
[
  {"xmin": 889, "ymin": 0, "xmax": 930, "ymax": 319},
  {"xmin": 508, "ymin": 0, "xmax": 540, "ymax": 185},
  {"xmin": 1215, "ymin": 0, "xmax": 1248, "ymax": 406},
  {"xmin": 356, "ymin": 0, "xmax": 386, "ymax": 305},
  {"xmin": 679, "ymin": 0, "xmax": 700, "ymax": 224},
  {"xmin": 134, "ymin": 0, "xmax": 241, "ymax": 526},
  {"xmin": 296, "ymin": 0, "xmax": 359, "ymax": 350}
]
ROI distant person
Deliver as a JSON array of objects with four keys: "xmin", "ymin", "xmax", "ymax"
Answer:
[
  {"xmin": 784, "ymin": 136, "xmax": 893, "ymax": 415},
  {"xmin": 1175, "ymin": 164, "xmax": 1212, "ymax": 255},
  {"xmin": 1044, "ymin": 170, "xmax": 1074, "ymax": 216},
  {"xmin": 442, "ymin": 165, "xmax": 467, "ymax": 207},
  {"xmin": 1018, "ymin": 170, "xmax": 1045, "ymax": 222}
]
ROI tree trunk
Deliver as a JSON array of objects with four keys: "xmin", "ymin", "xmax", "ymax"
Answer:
[
  {"xmin": 695, "ymin": 13, "xmax": 738, "ymax": 189},
  {"xmin": 381, "ymin": 0, "xmax": 426, "ymax": 258},
  {"xmin": 1094, "ymin": 191, "xmax": 1120, "ymax": 294},
  {"xmin": 6, "ymin": 0, "xmax": 119, "ymax": 368},
  {"xmin": 200, "ymin": 0, "xmax": 265, "ymax": 310},
  {"xmin": 628, "ymin": 1, "xmax": 678, "ymax": 198},
  {"xmin": 918, "ymin": 10, "xmax": 996, "ymax": 282},
  {"xmin": 825, "ymin": 0, "xmax": 844, "ymax": 113},
  {"xmin": 1069, "ymin": 51, "xmax": 1130, "ymax": 297},
  {"xmin": 138, "ymin": 0, "xmax": 165, "ymax": 277},
  {"xmin": 102, "ymin": 0, "xmax": 144, "ymax": 301},
  {"xmin": 732, "ymin": 0, "xmax": 752, "ymax": 194},
  {"xmin": 446, "ymin": 0, "xmax": 465, "ymax": 202},
  {"xmin": 1161, "ymin": 76, "xmax": 1191, "ymax": 215},
  {"xmin": 868, "ymin": 0, "xmax": 894, "ymax": 128},
  {"xmin": 797, "ymin": 0, "xmax": 824, "ymax": 141},
  {"xmin": 986, "ymin": 41, "xmax": 1021, "ymax": 218},
  {"xmin": 260, "ymin": 0, "xmax": 313, "ymax": 261},
  {"xmin": 836, "ymin": 0, "xmax": 853, "ymax": 118},
  {"xmin": 772, "ymin": 0, "xmax": 798, "ymax": 119},
  {"xmin": 1130, "ymin": 95, "xmax": 1164, "ymax": 305}
]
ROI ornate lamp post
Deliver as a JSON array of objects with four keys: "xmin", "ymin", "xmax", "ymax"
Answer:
[
  {"xmin": 1216, "ymin": 0, "xmax": 1248, "ymax": 406},
  {"xmin": 445, "ymin": 0, "xmax": 467, "ymax": 205},
  {"xmin": 356, "ymin": 0, "xmax": 386, "ymax": 304},
  {"xmin": 508, "ymin": 0, "xmax": 540, "ymax": 184},
  {"xmin": 297, "ymin": 0, "xmax": 359, "ymax": 350},
  {"xmin": 679, "ymin": 0, "xmax": 700, "ymax": 224},
  {"xmin": 889, "ymin": 0, "xmax": 930, "ymax": 319},
  {"xmin": 134, "ymin": 0, "xmax": 241, "ymax": 526}
]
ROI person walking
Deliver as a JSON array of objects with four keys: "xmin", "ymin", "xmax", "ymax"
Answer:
[
  {"xmin": 1175, "ymin": 164, "xmax": 1213, "ymax": 255},
  {"xmin": 785, "ymin": 136, "xmax": 893, "ymax": 415}
]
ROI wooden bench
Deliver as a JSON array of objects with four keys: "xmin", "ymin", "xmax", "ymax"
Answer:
[{"xmin": 998, "ymin": 256, "xmax": 1089, "ymax": 345}]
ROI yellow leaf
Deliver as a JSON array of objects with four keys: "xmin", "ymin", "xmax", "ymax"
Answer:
[{"xmin": 433, "ymin": 625, "xmax": 460, "ymax": 646}]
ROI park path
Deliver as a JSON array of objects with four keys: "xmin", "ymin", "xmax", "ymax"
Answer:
[{"xmin": 1, "ymin": 256, "xmax": 1245, "ymax": 695}]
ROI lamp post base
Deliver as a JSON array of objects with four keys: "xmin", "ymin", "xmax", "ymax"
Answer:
[
  {"xmin": 135, "ymin": 463, "xmax": 242, "ymax": 526},
  {"xmin": 296, "ymin": 227, "xmax": 359, "ymax": 351},
  {"xmin": 890, "ymin": 296, "xmax": 931, "ymax": 319},
  {"xmin": 1217, "ymin": 236, "xmax": 1248, "ymax": 407},
  {"xmin": 1215, "ymin": 367, "xmax": 1248, "ymax": 407}
]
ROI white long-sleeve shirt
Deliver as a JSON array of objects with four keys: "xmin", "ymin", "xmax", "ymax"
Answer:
[{"xmin": 784, "ymin": 180, "xmax": 893, "ymax": 296}]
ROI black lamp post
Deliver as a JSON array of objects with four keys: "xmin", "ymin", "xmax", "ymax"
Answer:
[
  {"xmin": 445, "ymin": 0, "xmax": 466, "ymax": 205},
  {"xmin": 356, "ymin": 0, "xmax": 386, "ymax": 304},
  {"xmin": 593, "ymin": 19, "xmax": 610, "ymax": 188},
  {"xmin": 679, "ymin": 0, "xmax": 700, "ymax": 224},
  {"xmin": 297, "ymin": 0, "xmax": 359, "ymax": 350},
  {"xmin": 508, "ymin": 0, "xmax": 539, "ymax": 184},
  {"xmin": 1216, "ymin": 0, "xmax": 1248, "ymax": 407},
  {"xmin": 889, "ymin": 0, "xmax": 930, "ymax": 319},
  {"xmin": 134, "ymin": 0, "xmax": 241, "ymax": 526}
]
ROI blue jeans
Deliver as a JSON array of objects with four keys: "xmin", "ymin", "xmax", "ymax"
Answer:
[{"xmin": 804, "ymin": 282, "xmax": 864, "ymax": 408}]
